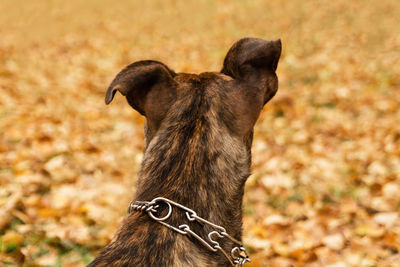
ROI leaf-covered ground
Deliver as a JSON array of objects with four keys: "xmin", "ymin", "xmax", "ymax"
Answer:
[{"xmin": 1, "ymin": 0, "xmax": 399, "ymax": 266}]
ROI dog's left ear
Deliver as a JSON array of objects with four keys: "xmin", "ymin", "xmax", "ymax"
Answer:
[{"xmin": 221, "ymin": 37, "xmax": 281, "ymax": 106}]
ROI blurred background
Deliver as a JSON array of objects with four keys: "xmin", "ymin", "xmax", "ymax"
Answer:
[{"xmin": 0, "ymin": 0, "xmax": 399, "ymax": 266}]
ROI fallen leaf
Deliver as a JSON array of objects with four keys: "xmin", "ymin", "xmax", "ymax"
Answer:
[
  {"xmin": 322, "ymin": 233, "xmax": 345, "ymax": 250},
  {"xmin": 2, "ymin": 231, "xmax": 24, "ymax": 246},
  {"xmin": 373, "ymin": 212, "xmax": 398, "ymax": 228},
  {"xmin": 355, "ymin": 224, "xmax": 385, "ymax": 238},
  {"xmin": 263, "ymin": 214, "xmax": 290, "ymax": 226}
]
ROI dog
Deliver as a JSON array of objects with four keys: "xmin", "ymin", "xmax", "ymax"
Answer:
[{"xmin": 89, "ymin": 37, "xmax": 281, "ymax": 266}]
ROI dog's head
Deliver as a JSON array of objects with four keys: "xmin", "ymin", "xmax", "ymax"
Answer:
[{"xmin": 105, "ymin": 38, "xmax": 281, "ymax": 149}]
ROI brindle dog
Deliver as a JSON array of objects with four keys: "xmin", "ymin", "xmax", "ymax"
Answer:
[{"xmin": 89, "ymin": 37, "xmax": 281, "ymax": 266}]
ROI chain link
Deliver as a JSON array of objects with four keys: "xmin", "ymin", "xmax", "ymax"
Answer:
[{"xmin": 128, "ymin": 197, "xmax": 251, "ymax": 266}]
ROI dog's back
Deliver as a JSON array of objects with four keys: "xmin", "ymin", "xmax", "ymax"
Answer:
[{"xmin": 90, "ymin": 38, "xmax": 281, "ymax": 266}]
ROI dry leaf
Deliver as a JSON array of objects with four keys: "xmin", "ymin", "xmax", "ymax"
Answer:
[
  {"xmin": 263, "ymin": 214, "xmax": 290, "ymax": 226},
  {"xmin": 322, "ymin": 233, "xmax": 345, "ymax": 250},
  {"xmin": 373, "ymin": 212, "xmax": 398, "ymax": 228},
  {"xmin": 2, "ymin": 231, "xmax": 24, "ymax": 246}
]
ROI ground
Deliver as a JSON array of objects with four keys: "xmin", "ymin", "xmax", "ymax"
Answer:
[{"xmin": 0, "ymin": 0, "xmax": 400, "ymax": 266}]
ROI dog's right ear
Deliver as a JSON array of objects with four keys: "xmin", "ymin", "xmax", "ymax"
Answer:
[
  {"xmin": 220, "ymin": 38, "xmax": 281, "ymax": 137},
  {"xmin": 221, "ymin": 38, "xmax": 281, "ymax": 106},
  {"xmin": 105, "ymin": 60, "xmax": 177, "ymax": 118}
]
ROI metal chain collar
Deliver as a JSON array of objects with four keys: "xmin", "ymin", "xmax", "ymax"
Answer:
[{"xmin": 128, "ymin": 197, "xmax": 251, "ymax": 266}]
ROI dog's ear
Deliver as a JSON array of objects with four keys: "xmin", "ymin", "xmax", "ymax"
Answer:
[
  {"xmin": 106, "ymin": 60, "xmax": 177, "ymax": 137},
  {"xmin": 105, "ymin": 60, "xmax": 176, "ymax": 112},
  {"xmin": 221, "ymin": 38, "xmax": 281, "ymax": 106},
  {"xmin": 220, "ymin": 38, "xmax": 281, "ymax": 137}
]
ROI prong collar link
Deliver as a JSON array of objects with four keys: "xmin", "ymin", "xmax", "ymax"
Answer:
[{"xmin": 129, "ymin": 197, "xmax": 251, "ymax": 266}]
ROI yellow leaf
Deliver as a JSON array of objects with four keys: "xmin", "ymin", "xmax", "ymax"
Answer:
[
  {"xmin": 2, "ymin": 231, "xmax": 24, "ymax": 246},
  {"xmin": 38, "ymin": 208, "xmax": 59, "ymax": 218},
  {"xmin": 273, "ymin": 243, "xmax": 290, "ymax": 257},
  {"xmin": 355, "ymin": 224, "xmax": 385, "ymax": 238}
]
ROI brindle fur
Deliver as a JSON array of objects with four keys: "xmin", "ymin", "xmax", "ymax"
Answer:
[{"xmin": 89, "ymin": 37, "xmax": 281, "ymax": 267}]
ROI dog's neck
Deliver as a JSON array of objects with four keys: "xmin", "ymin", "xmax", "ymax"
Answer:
[{"xmin": 134, "ymin": 87, "xmax": 252, "ymax": 238}]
